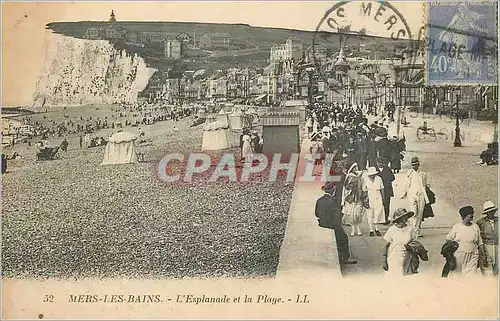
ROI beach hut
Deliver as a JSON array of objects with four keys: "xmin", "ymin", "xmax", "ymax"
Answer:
[
  {"xmin": 229, "ymin": 108, "xmax": 244, "ymax": 130},
  {"xmin": 216, "ymin": 108, "xmax": 230, "ymax": 127},
  {"xmin": 261, "ymin": 112, "xmax": 301, "ymax": 155},
  {"xmin": 283, "ymin": 99, "xmax": 308, "ymax": 120},
  {"xmin": 201, "ymin": 121, "xmax": 230, "ymax": 151},
  {"xmin": 101, "ymin": 131, "xmax": 138, "ymax": 165},
  {"xmin": 229, "ymin": 108, "xmax": 253, "ymax": 130}
]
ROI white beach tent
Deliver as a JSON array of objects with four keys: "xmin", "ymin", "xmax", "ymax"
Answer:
[
  {"xmin": 229, "ymin": 107, "xmax": 253, "ymax": 130},
  {"xmin": 201, "ymin": 121, "xmax": 230, "ymax": 151},
  {"xmin": 216, "ymin": 108, "xmax": 230, "ymax": 127},
  {"xmin": 101, "ymin": 131, "xmax": 138, "ymax": 165}
]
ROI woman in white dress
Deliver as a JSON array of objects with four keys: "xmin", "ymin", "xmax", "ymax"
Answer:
[
  {"xmin": 241, "ymin": 134, "xmax": 253, "ymax": 163},
  {"xmin": 306, "ymin": 117, "xmax": 314, "ymax": 137},
  {"xmin": 383, "ymin": 208, "xmax": 417, "ymax": 276},
  {"xmin": 312, "ymin": 118, "xmax": 319, "ymax": 135},
  {"xmin": 308, "ymin": 133, "xmax": 323, "ymax": 176},
  {"xmin": 341, "ymin": 163, "xmax": 366, "ymax": 236},
  {"xmin": 445, "ymin": 205, "xmax": 486, "ymax": 277},
  {"xmin": 364, "ymin": 167, "xmax": 385, "ymax": 236}
]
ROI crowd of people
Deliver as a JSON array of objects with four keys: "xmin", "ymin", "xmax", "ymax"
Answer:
[
  {"xmin": 306, "ymin": 102, "xmax": 407, "ymax": 234},
  {"xmin": 10, "ymin": 103, "xmax": 197, "ymax": 148},
  {"xmin": 306, "ymin": 102, "xmax": 406, "ymax": 174},
  {"xmin": 316, "ymin": 162, "xmax": 498, "ymax": 278},
  {"xmin": 240, "ymin": 129, "xmax": 263, "ymax": 162},
  {"xmin": 310, "ymin": 101, "xmax": 498, "ymax": 278}
]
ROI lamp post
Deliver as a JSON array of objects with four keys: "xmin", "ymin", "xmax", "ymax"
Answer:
[
  {"xmin": 307, "ymin": 69, "xmax": 313, "ymax": 106},
  {"xmin": 454, "ymin": 91, "xmax": 462, "ymax": 147},
  {"xmin": 396, "ymin": 83, "xmax": 403, "ymax": 138}
]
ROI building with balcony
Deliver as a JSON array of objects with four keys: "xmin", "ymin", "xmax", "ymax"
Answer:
[
  {"xmin": 176, "ymin": 32, "xmax": 192, "ymax": 45},
  {"xmin": 270, "ymin": 37, "xmax": 303, "ymax": 63},
  {"xmin": 199, "ymin": 33, "xmax": 231, "ymax": 49},
  {"xmin": 84, "ymin": 27, "xmax": 100, "ymax": 40},
  {"xmin": 305, "ymin": 44, "xmax": 328, "ymax": 65},
  {"xmin": 225, "ymin": 68, "xmax": 250, "ymax": 99},
  {"xmin": 140, "ymin": 31, "xmax": 168, "ymax": 43},
  {"xmin": 206, "ymin": 70, "xmax": 227, "ymax": 98},
  {"xmin": 105, "ymin": 26, "xmax": 129, "ymax": 40},
  {"xmin": 139, "ymin": 32, "xmax": 187, "ymax": 45},
  {"xmin": 165, "ymin": 78, "xmax": 180, "ymax": 103},
  {"xmin": 165, "ymin": 39, "xmax": 183, "ymax": 60}
]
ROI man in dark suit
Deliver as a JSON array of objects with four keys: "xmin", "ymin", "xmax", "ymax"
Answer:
[
  {"xmin": 315, "ymin": 181, "xmax": 357, "ymax": 264},
  {"xmin": 1, "ymin": 153, "xmax": 7, "ymax": 174},
  {"xmin": 376, "ymin": 130, "xmax": 392, "ymax": 161},
  {"xmin": 377, "ymin": 157, "xmax": 395, "ymax": 224}
]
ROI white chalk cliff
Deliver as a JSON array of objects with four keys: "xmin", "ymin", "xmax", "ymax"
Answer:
[{"xmin": 33, "ymin": 33, "xmax": 156, "ymax": 107}]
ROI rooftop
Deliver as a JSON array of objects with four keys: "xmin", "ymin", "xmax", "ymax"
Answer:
[{"xmin": 261, "ymin": 112, "xmax": 300, "ymax": 126}]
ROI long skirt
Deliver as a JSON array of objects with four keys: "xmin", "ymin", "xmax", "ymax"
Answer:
[
  {"xmin": 241, "ymin": 142, "xmax": 253, "ymax": 160},
  {"xmin": 452, "ymin": 251, "xmax": 480, "ymax": 277},
  {"xmin": 387, "ymin": 248, "xmax": 406, "ymax": 277},
  {"xmin": 342, "ymin": 202, "xmax": 364, "ymax": 225},
  {"xmin": 366, "ymin": 205, "xmax": 385, "ymax": 225}
]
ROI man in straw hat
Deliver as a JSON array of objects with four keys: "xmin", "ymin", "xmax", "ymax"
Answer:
[
  {"xmin": 315, "ymin": 182, "xmax": 357, "ymax": 265},
  {"xmin": 477, "ymin": 201, "xmax": 498, "ymax": 276},
  {"xmin": 365, "ymin": 166, "xmax": 386, "ymax": 236},
  {"xmin": 401, "ymin": 156, "xmax": 430, "ymax": 237}
]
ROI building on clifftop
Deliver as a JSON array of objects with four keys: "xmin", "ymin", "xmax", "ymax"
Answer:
[{"xmin": 109, "ymin": 10, "xmax": 117, "ymax": 23}]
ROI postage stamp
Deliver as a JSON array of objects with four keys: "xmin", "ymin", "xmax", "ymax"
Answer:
[{"xmin": 427, "ymin": 1, "xmax": 498, "ymax": 85}]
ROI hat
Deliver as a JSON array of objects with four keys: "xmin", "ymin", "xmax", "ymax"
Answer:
[
  {"xmin": 322, "ymin": 126, "xmax": 331, "ymax": 132},
  {"xmin": 392, "ymin": 208, "xmax": 415, "ymax": 223},
  {"xmin": 374, "ymin": 127, "xmax": 388, "ymax": 137},
  {"xmin": 366, "ymin": 166, "xmax": 378, "ymax": 176},
  {"xmin": 482, "ymin": 201, "xmax": 498, "ymax": 215},
  {"xmin": 347, "ymin": 162, "xmax": 358, "ymax": 174},
  {"xmin": 410, "ymin": 157, "xmax": 420, "ymax": 164},
  {"xmin": 310, "ymin": 132, "xmax": 321, "ymax": 140},
  {"xmin": 321, "ymin": 181, "xmax": 337, "ymax": 193},
  {"xmin": 459, "ymin": 206, "xmax": 474, "ymax": 219}
]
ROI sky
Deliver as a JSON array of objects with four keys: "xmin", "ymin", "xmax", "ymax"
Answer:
[{"xmin": 2, "ymin": 1, "xmax": 424, "ymax": 107}]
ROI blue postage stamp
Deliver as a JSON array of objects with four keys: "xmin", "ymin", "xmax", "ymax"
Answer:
[{"xmin": 427, "ymin": 1, "xmax": 498, "ymax": 85}]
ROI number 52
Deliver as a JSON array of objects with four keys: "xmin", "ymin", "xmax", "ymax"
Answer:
[{"xmin": 43, "ymin": 295, "xmax": 54, "ymax": 303}]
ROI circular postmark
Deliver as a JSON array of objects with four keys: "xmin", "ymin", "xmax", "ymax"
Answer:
[{"xmin": 311, "ymin": 0, "xmax": 424, "ymax": 105}]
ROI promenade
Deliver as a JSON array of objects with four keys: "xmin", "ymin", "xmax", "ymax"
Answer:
[
  {"xmin": 276, "ymin": 131, "xmax": 342, "ymax": 279},
  {"xmin": 277, "ymin": 114, "xmax": 498, "ymax": 279}
]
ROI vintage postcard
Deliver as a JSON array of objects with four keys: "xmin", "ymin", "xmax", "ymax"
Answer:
[{"xmin": 1, "ymin": 1, "xmax": 498, "ymax": 319}]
